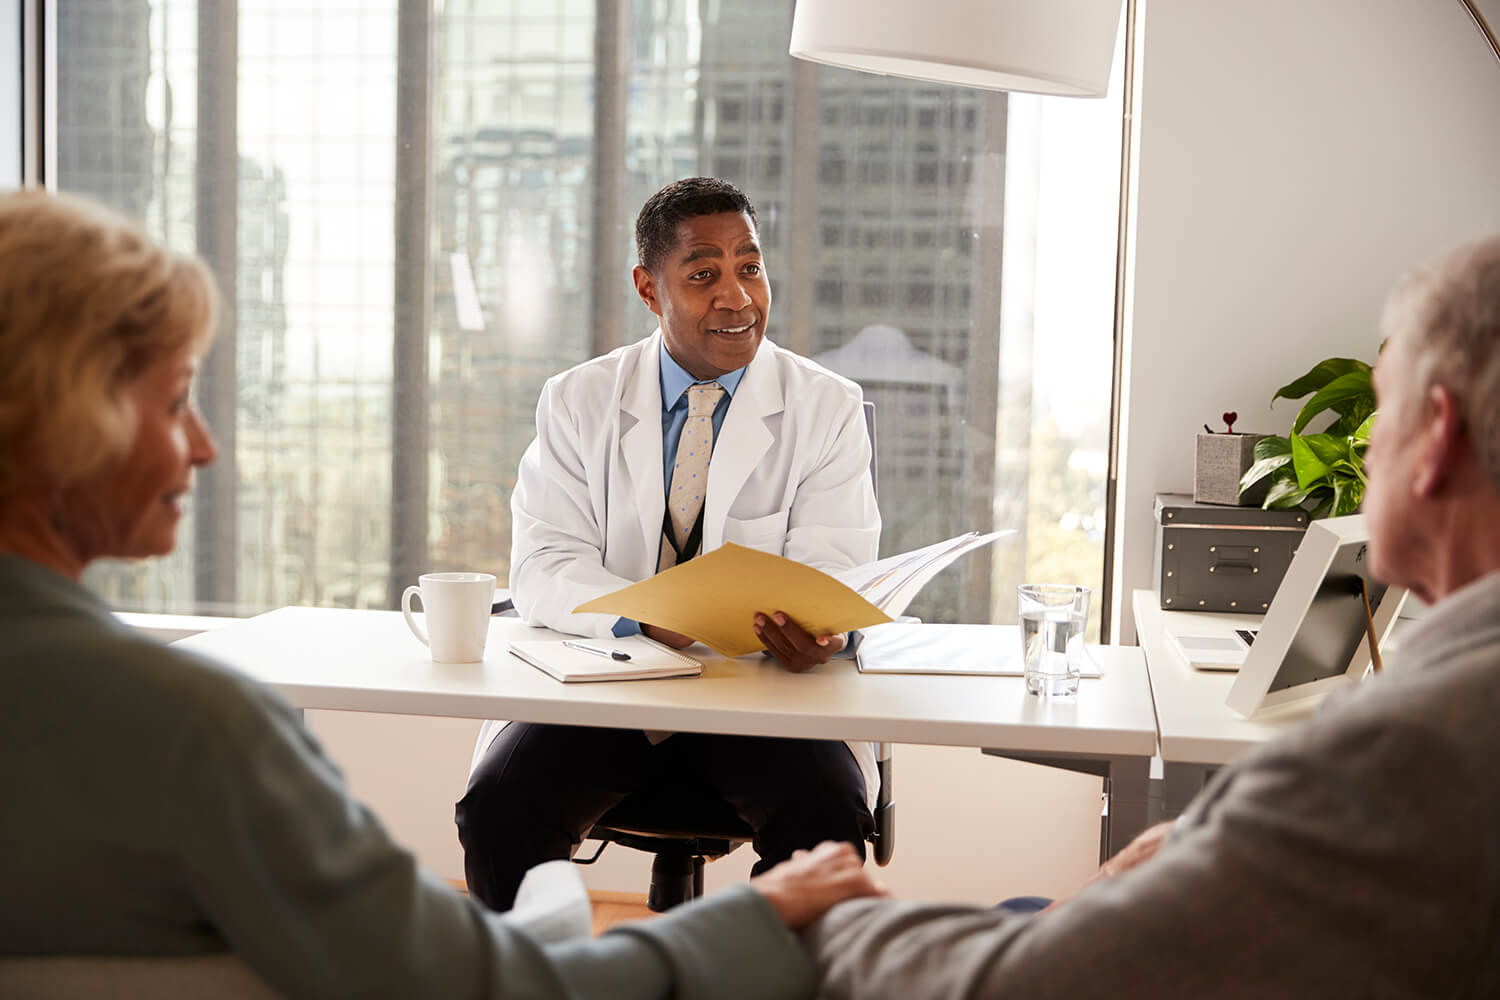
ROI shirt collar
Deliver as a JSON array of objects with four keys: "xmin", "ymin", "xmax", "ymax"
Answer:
[{"xmin": 659, "ymin": 340, "xmax": 746, "ymax": 412}]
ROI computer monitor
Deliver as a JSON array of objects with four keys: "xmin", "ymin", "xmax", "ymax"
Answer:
[{"xmin": 1225, "ymin": 514, "xmax": 1407, "ymax": 718}]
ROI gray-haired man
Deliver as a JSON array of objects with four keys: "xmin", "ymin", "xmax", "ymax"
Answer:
[{"xmin": 805, "ymin": 234, "xmax": 1500, "ymax": 999}]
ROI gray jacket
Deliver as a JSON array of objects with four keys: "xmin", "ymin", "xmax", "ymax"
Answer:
[
  {"xmin": 0, "ymin": 556, "xmax": 814, "ymax": 999},
  {"xmin": 807, "ymin": 572, "xmax": 1500, "ymax": 999}
]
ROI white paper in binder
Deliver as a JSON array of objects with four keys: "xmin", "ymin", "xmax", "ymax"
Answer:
[{"xmin": 856, "ymin": 621, "xmax": 1102, "ymax": 677}]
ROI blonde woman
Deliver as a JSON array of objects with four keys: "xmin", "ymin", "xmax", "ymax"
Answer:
[{"xmin": 0, "ymin": 189, "xmax": 878, "ymax": 998}]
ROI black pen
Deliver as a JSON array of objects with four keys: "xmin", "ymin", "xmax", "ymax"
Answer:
[{"xmin": 562, "ymin": 640, "xmax": 631, "ymax": 661}]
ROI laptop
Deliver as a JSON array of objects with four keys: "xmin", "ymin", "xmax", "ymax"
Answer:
[
  {"xmin": 1161, "ymin": 515, "xmax": 1407, "ymax": 716},
  {"xmin": 1164, "ymin": 624, "xmax": 1260, "ymax": 672}
]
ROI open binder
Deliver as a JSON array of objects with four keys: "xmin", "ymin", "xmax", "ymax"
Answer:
[
  {"xmin": 573, "ymin": 530, "xmax": 1010, "ymax": 658},
  {"xmin": 855, "ymin": 622, "xmax": 1102, "ymax": 677}
]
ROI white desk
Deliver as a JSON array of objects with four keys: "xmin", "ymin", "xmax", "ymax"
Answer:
[
  {"xmin": 1131, "ymin": 589, "xmax": 1315, "ymax": 813},
  {"xmin": 175, "ymin": 606, "xmax": 1159, "ymax": 860}
]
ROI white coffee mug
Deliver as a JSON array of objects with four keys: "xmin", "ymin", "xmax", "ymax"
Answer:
[{"xmin": 402, "ymin": 572, "xmax": 496, "ymax": 663}]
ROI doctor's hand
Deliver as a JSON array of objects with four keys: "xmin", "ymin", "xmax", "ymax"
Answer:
[
  {"xmin": 754, "ymin": 612, "xmax": 845, "ymax": 672},
  {"xmin": 641, "ymin": 623, "xmax": 696, "ymax": 649},
  {"xmin": 751, "ymin": 841, "xmax": 887, "ymax": 931}
]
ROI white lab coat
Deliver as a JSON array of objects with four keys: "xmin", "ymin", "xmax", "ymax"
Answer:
[{"xmin": 474, "ymin": 329, "xmax": 882, "ymax": 807}]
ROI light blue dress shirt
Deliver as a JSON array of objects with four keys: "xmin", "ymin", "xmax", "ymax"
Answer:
[{"xmin": 612, "ymin": 344, "xmax": 746, "ymax": 638}]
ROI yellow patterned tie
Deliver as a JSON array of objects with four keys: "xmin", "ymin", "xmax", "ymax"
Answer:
[{"xmin": 659, "ymin": 381, "xmax": 725, "ymax": 572}]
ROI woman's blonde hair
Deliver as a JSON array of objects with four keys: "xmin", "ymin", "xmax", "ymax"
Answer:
[{"xmin": 0, "ymin": 189, "xmax": 217, "ymax": 500}]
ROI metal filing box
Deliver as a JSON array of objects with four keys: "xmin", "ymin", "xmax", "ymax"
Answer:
[{"xmin": 1154, "ymin": 493, "xmax": 1308, "ymax": 614}]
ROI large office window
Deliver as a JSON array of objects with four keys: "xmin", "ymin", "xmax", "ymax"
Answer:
[{"xmin": 61, "ymin": 0, "xmax": 1122, "ymax": 632}]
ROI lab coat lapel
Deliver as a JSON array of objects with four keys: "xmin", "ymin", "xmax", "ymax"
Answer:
[
  {"xmin": 702, "ymin": 342, "xmax": 781, "ymax": 552},
  {"xmin": 620, "ymin": 332, "xmax": 666, "ymax": 571}
]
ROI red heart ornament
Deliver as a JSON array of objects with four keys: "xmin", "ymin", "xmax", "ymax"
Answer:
[{"xmin": 1222, "ymin": 411, "xmax": 1238, "ymax": 433}]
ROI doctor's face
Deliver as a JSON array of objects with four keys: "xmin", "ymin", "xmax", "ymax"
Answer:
[{"xmin": 633, "ymin": 211, "xmax": 771, "ymax": 381}]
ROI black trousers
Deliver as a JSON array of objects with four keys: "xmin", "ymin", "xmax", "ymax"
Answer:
[{"xmin": 455, "ymin": 723, "xmax": 873, "ymax": 911}]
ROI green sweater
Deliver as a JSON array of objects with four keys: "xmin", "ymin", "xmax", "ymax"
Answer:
[{"xmin": 0, "ymin": 555, "xmax": 813, "ymax": 999}]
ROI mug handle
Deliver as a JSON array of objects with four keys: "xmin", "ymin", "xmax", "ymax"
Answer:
[{"xmin": 402, "ymin": 585, "xmax": 429, "ymax": 647}]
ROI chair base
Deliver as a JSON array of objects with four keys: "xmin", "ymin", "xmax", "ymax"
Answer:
[
  {"xmin": 581, "ymin": 827, "xmax": 743, "ymax": 912},
  {"xmin": 647, "ymin": 849, "xmax": 706, "ymax": 912}
]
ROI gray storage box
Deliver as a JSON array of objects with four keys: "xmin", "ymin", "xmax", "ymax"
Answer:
[{"xmin": 1154, "ymin": 493, "xmax": 1308, "ymax": 614}]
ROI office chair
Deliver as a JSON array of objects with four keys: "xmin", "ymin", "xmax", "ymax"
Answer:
[{"xmin": 576, "ymin": 401, "xmax": 894, "ymax": 911}]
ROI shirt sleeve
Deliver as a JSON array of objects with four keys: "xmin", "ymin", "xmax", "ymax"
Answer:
[
  {"xmin": 805, "ymin": 702, "xmax": 1496, "ymax": 999},
  {"xmin": 553, "ymin": 885, "xmax": 815, "ymax": 1000},
  {"xmin": 168, "ymin": 658, "xmax": 812, "ymax": 999}
]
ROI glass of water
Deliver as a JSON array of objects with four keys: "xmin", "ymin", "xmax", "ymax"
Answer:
[{"xmin": 1018, "ymin": 584, "xmax": 1092, "ymax": 697}]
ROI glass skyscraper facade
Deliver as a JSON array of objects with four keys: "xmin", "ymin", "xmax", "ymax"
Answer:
[{"xmin": 62, "ymin": 0, "xmax": 1116, "ymax": 631}]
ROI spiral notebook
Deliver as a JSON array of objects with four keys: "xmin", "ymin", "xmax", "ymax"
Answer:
[{"xmin": 508, "ymin": 633, "xmax": 702, "ymax": 683}]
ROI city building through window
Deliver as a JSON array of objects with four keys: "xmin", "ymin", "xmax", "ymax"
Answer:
[{"xmin": 63, "ymin": 0, "xmax": 1123, "ymax": 633}]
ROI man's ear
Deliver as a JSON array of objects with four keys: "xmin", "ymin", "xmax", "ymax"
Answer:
[
  {"xmin": 1413, "ymin": 384, "xmax": 1465, "ymax": 497},
  {"xmin": 632, "ymin": 265, "xmax": 661, "ymax": 316}
]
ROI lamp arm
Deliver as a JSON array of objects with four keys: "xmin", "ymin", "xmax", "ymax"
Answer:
[{"xmin": 1458, "ymin": 0, "xmax": 1500, "ymax": 66}]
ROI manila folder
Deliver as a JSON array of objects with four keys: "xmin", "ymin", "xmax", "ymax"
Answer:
[{"xmin": 573, "ymin": 542, "xmax": 891, "ymax": 658}]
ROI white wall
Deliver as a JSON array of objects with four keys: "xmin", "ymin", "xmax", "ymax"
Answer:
[
  {"xmin": 0, "ymin": 0, "xmax": 21, "ymax": 188},
  {"xmin": 1114, "ymin": 0, "xmax": 1500, "ymax": 640}
]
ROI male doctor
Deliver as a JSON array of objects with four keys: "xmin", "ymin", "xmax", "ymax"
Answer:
[{"xmin": 457, "ymin": 177, "xmax": 882, "ymax": 911}]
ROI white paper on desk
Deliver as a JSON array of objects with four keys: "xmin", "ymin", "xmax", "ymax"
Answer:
[
  {"xmin": 833, "ymin": 530, "xmax": 1012, "ymax": 618},
  {"xmin": 856, "ymin": 622, "xmax": 1101, "ymax": 677}
]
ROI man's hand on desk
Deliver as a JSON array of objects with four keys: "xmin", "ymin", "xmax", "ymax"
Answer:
[
  {"xmin": 751, "ymin": 841, "xmax": 887, "ymax": 931},
  {"xmin": 754, "ymin": 612, "xmax": 846, "ymax": 672},
  {"xmin": 641, "ymin": 623, "xmax": 696, "ymax": 649}
]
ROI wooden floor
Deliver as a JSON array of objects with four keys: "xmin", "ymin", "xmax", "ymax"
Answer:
[
  {"xmin": 448, "ymin": 879, "xmax": 653, "ymax": 935},
  {"xmin": 590, "ymin": 893, "xmax": 655, "ymax": 935}
]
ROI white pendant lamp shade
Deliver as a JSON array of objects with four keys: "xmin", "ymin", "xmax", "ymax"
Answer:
[{"xmin": 789, "ymin": 0, "xmax": 1124, "ymax": 97}]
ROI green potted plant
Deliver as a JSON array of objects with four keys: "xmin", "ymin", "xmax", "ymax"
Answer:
[{"xmin": 1239, "ymin": 357, "xmax": 1377, "ymax": 519}]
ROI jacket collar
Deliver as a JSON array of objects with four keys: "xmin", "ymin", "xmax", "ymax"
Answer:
[{"xmin": 620, "ymin": 332, "xmax": 668, "ymax": 562}]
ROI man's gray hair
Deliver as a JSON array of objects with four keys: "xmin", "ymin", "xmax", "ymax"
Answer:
[{"xmin": 1380, "ymin": 234, "xmax": 1500, "ymax": 491}]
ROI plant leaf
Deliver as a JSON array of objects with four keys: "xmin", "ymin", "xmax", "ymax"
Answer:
[
  {"xmin": 1290, "ymin": 432, "xmax": 1346, "ymax": 488},
  {"xmin": 1272, "ymin": 358, "xmax": 1371, "ymax": 405},
  {"xmin": 1253, "ymin": 435, "xmax": 1292, "ymax": 461},
  {"xmin": 1325, "ymin": 395, "xmax": 1376, "ymax": 438},
  {"xmin": 1332, "ymin": 475, "xmax": 1364, "ymax": 516},
  {"xmin": 1351, "ymin": 411, "xmax": 1377, "ymax": 444},
  {"xmin": 1241, "ymin": 452, "xmax": 1292, "ymax": 491},
  {"xmin": 1291, "ymin": 369, "xmax": 1374, "ymax": 434},
  {"xmin": 1263, "ymin": 474, "xmax": 1315, "ymax": 509}
]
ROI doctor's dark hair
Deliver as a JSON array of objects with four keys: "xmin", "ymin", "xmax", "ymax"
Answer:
[{"xmin": 634, "ymin": 177, "xmax": 759, "ymax": 275}]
